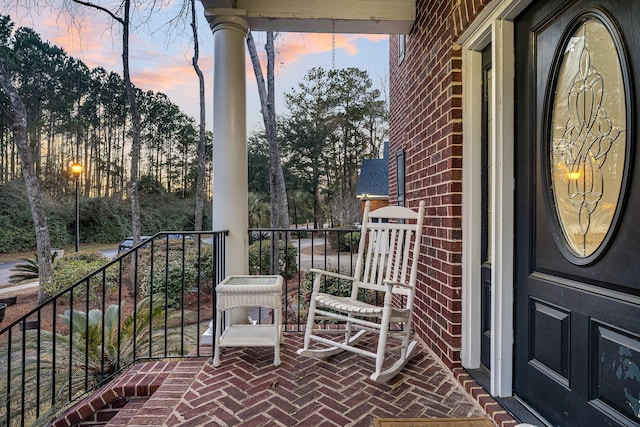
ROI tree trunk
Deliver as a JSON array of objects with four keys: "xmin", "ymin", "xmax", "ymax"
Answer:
[
  {"xmin": 122, "ymin": 0, "xmax": 142, "ymax": 245},
  {"xmin": 190, "ymin": 0, "xmax": 207, "ymax": 232},
  {"xmin": 264, "ymin": 34, "xmax": 290, "ymax": 231},
  {"xmin": 0, "ymin": 63, "xmax": 52, "ymax": 303},
  {"xmin": 247, "ymin": 31, "xmax": 289, "ymax": 274}
]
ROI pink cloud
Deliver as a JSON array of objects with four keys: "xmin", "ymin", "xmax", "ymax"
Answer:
[
  {"xmin": 14, "ymin": 11, "xmax": 122, "ymax": 70},
  {"xmin": 131, "ymin": 52, "xmax": 213, "ymax": 122},
  {"xmin": 278, "ymin": 33, "xmax": 386, "ymax": 63},
  {"xmin": 245, "ymin": 32, "xmax": 387, "ymax": 80},
  {"xmin": 132, "ymin": 56, "xmax": 212, "ymax": 94}
]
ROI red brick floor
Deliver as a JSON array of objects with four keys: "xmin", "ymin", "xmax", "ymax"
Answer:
[{"xmin": 54, "ymin": 333, "xmax": 518, "ymax": 427}]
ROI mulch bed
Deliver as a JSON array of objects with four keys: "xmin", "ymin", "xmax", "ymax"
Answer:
[{"xmin": 1, "ymin": 286, "xmax": 46, "ymax": 330}]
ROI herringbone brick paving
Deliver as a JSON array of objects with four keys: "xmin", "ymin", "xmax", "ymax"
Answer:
[{"xmin": 107, "ymin": 333, "xmax": 511, "ymax": 426}]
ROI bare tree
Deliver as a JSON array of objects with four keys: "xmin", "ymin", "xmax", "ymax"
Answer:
[
  {"xmin": 329, "ymin": 191, "xmax": 361, "ymax": 227},
  {"xmin": 65, "ymin": 0, "xmax": 143, "ymax": 244},
  {"xmin": 189, "ymin": 0, "xmax": 206, "ymax": 231},
  {"xmin": 0, "ymin": 63, "xmax": 52, "ymax": 302},
  {"xmin": 247, "ymin": 31, "xmax": 289, "ymax": 274}
]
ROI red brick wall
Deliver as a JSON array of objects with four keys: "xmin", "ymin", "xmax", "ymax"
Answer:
[{"xmin": 389, "ymin": 0, "xmax": 490, "ymax": 368}]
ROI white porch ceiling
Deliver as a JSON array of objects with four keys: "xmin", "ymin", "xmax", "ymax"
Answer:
[{"xmin": 200, "ymin": 0, "xmax": 416, "ymax": 34}]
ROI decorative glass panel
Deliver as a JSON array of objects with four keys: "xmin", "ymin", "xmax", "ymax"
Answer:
[{"xmin": 550, "ymin": 19, "xmax": 626, "ymax": 259}]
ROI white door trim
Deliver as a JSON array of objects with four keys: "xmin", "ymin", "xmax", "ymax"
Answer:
[{"xmin": 460, "ymin": 0, "xmax": 532, "ymax": 398}]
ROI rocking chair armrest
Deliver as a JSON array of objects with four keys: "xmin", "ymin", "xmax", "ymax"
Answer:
[
  {"xmin": 383, "ymin": 280, "xmax": 412, "ymax": 290},
  {"xmin": 309, "ymin": 268, "xmax": 356, "ymax": 283}
]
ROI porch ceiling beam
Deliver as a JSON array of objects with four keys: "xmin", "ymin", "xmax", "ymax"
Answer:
[{"xmin": 200, "ymin": 0, "xmax": 415, "ymax": 34}]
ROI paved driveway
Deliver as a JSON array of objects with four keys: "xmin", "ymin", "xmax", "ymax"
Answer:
[{"xmin": 0, "ymin": 261, "xmax": 17, "ymax": 288}]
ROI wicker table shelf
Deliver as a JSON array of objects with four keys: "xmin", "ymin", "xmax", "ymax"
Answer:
[{"xmin": 212, "ymin": 275, "xmax": 283, "ymax": 367}]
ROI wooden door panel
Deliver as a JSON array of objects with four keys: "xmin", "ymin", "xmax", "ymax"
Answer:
[
  {"xmin": 529, "ymin": 298, "xmax": 570, "ymax": 384},
  {"xmin": 593, "ymin": 323, "xmax": 640, "ymax": 421}
]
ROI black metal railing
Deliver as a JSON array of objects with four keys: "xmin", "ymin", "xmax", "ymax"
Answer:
[
  {"xmin": 0, "ymin": 226, "xmax": 361, "ymax": 426},
  {"xmin": 247, "ymin": 227, "xmax": 361, "ymax": 330},
  {"xmin": 0, "ymin": 231, "xmax": 227, "ymax": 427}
]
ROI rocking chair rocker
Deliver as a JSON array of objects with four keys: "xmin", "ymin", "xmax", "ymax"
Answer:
[{"xmin": 297, "ymin": 200, "xmax": 425, "ymax": 382}]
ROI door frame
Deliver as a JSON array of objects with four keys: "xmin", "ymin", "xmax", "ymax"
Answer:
[{"xmin": 459, "ymin": 0, "xmax": 532, "ymax": 398}]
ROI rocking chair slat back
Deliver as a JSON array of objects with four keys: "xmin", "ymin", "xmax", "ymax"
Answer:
[{"xmin": 355, "ymin": 205, "xmax": 422, "ymax": 297}]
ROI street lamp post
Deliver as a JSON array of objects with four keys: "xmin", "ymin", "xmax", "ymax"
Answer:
[{"xmin": 70, "ymin": 162, "xmax": 83, "ymax": 252}]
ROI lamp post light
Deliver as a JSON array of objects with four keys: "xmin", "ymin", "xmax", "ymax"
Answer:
[{"xmin": 70, "ymin": 162, "xmax": 83, "ymax": 252}]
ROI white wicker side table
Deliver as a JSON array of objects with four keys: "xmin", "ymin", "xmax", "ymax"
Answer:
[{"xmin": 212, "ymin": 275, "xmax": 284, "ymax": 367}]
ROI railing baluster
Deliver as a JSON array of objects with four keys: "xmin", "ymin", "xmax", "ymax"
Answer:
[
  {"xmin": 101, "ymin": 272, "xmax": 106, "ymax": 383},
  {"xmin": 116, "ymin": 258, "xmax": 122, "ymax": 371},
  {"xmin": 6, "ymin": 327, "xmax": 12, "ymax": 425},
  {"xmin": 116, "ymin": 258, "xmax": 123, "ymax": 371},
  {"xmin": 20, "ymin": 320, "xmax": 26, "ymax": 426},
  {"xmin": 158, "ymin": 237, "xmax": 164, "ymax": 357},
  {"xmin": 36, "ymin": 310, "xmax": 41, "ymax": 419},
  {"xmin": 296, "ymin": 230, "xmax": 303, "ymax": 331},
  {"xmin": 180, "ymin": 235, "xmax": 186, "ymax": 356},
  {"xmin": 163, "ymin": 237, "xmax": 169, "ymax": 358},
  {"xmin": 84, "ymin": 278, "xmax": 90, "ymax": 391},
  {"xmin": 212, "ymin": 234, "xmax": 219, "ymax": 343},
  {"xmin": 196, "ymin": 235, "xmax": 202, "ymax": 355},
  {"xmin": 51, "ymin": 298, "xmax": 57, "ymax": 408},
  {"xmin": 133, "ymin": 247, "xmax": 139, "ymax": 362},
  {"xmin": 69, "ymin": 290, "xmax": 74, "ymax": 402}
]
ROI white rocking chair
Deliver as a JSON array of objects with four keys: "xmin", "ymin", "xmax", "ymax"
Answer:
[{"xmin": 297, "ymin": 200, "xmax": 425, "ymax": 382}]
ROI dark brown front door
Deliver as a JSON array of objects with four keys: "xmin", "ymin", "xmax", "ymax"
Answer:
[{"xmin": 515, "ymin": 1, "xmax": 640, "ymax": 425}]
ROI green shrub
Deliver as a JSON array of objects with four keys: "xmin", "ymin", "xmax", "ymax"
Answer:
[
  {"xmin": 41, "ymin": 251, "xmax": 113, "ymax": 299},
  {"xmin": 185, "ymin": 244, "xmax": 214, "ymax": 289},
  {"xmin": 63, "ymin": 251, "xmax": 110, "ymax": 263},
  {"xmin": 140, "ymin": 260, "xmax": 199, "ymax": 304},
  {"xmin": 138, "ymin": 243, "xmax": 214, "ymax": 303},
  {"xmin": 80, "ymin": 197, "xmax": 130, "ymax": 243},
  {"xmin": 0, "ymin": 217, "xmax": 35, "ymax": 252},
  {"xmin": 328, "ymin": 229, "xmax": 360, "ymax": 252},
  {"xmin": 342, "ymin": 231, "xmax": 360, "ymax": 252},
  {"xmin": 248, "ymin": 240, "xmax": 297, "ymax": 278},
  {"xmin": 0, "ymin": 181, "xmax": 36, "ymax": 252}
]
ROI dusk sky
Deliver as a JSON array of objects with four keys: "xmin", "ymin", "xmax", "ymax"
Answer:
[{"xmin": 7, "ymin": 1, "xmax": 389, "ymax": 134}]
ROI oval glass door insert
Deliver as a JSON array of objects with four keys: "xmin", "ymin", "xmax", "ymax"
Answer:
[{"xmin": 549, "ymin": 16, "xmax": 627, "ymax": 260}]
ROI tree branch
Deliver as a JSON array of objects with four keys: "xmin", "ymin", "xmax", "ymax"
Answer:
[{"xmin": 69, "ymin": 0, "xmax": 124, "ymax": 25}]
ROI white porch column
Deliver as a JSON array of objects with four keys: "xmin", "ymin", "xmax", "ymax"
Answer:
[
  {"xmin": 211, "ymin": 14, "xmax": 250, "ymax": 276},
  {"xmin": 203, "ymin": 14, "xmax": 250, "ymax": 345}
]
